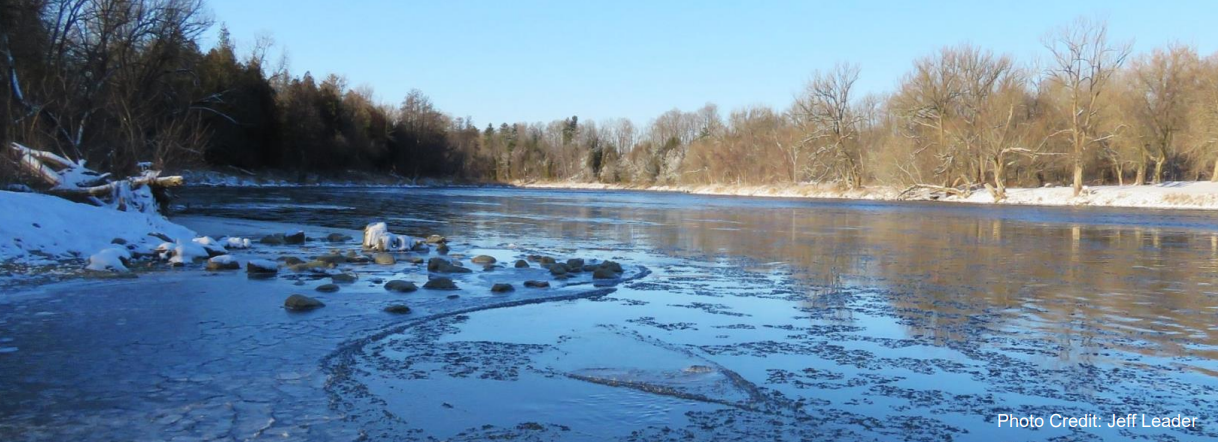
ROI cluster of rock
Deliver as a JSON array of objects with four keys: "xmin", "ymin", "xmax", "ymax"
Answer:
[{"xmin": 91, "ymin": 221, "xmax": 629, "ymax": 316}]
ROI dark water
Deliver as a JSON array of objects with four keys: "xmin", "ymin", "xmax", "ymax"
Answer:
[{"xmin": 3, "ymin": 186, "xmax": 1217, "ymax": 441}]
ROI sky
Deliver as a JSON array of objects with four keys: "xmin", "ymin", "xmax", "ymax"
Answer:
[{"xmin": 204, "ymin": 0, "xmax": 1218, "ymax": 128}]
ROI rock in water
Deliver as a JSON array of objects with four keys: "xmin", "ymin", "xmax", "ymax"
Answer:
[
  {"xmin": 246, "ymin": 259, "xmax": 279, "ymax": 275},
  {"xmin": 566, "ymin": 258, "xmax": 585, "ymax": 269},
  {"xmin": 427, "ymin": 257, "xmax": 472, "ymax": 273},
  {"xmin": 259, "ymin": 234, "xmax": 286, "ymax": 245},
  {"xmin": 405, "ymin": 256, "xmax": 424, "ymax": 264},
  {"xmin": 491, "ymin": 283, "xmax": 514, "ymax": 293},
  {"xmin": 331, "ymin": 273, "xmax": 357, "ymax": 284},
  {"xmin": 384, "ymin": 305, "xmax": 411, "ymax": 314},
  {"xmin": 592, "ymin": 267, "xmax": 618, "ymax": 279},
  {"xmin": 315, "ymin": 283, "xmax": 340, "ymax": 293},
  {"xmin": 471, "ymin": 255, "xmax": 496, "ymax": 264},
  {"xmin": 316, "ymin": 253, "xmax": 346, "ymax": 265},
  {"xmin": 514, "ymin": 260, "xmax": 529, "ymax": 268},
  {"xmin": 384, "ymin": 280, "xmax": 418, "ymax": 293},
  {"xmin": 436, "ymin": 244, "xmax": 450, "ymax": 254},
  {"xmin": 284, "ymin": 294, "xmax": 325, "ymax": 311},
  {"xmin": 549, "ymin": 263, "xmax": 569, "ymax": 276},
  {"xmin": 283, "ymin": 256, "xmax": 305, "ymax": 265},
  {"xmin": 423, "ymin": 277, "xmax": 458, "ymax": 290},
  {"xmin": 524, "ymin": 280, "xmax": 550, "ymax": 288},
  {"xmin": 425, "ymin": 234, "xmax": 446, "ymax": 244},
  {"xmin": 374, "ymin": 253, "xmax": 396, "ymax": 265},
  {"xmin": 205, "ymin": 255, "xmax": 240, "ymax": 271},
  {"xmin": 326, "ymin": 233, "xmax": 352, "ymax": 242},
  {"xmin": 284, "ymin": 231, "xmax": 306, "ymax": 245},
  {"xmin": 599, "ymin": 260, "xmax": 624, "ymax": 273}
]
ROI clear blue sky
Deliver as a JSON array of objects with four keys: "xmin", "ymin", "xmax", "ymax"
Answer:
[{"xmin": 204, "ymin": 0, "xmax": 1218, "ymax": 127}]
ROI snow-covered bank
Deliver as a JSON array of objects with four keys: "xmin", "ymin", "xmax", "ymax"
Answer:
[
  {"xmin": 516, "ymin": 180, "xmax": 1218, "ymax": 210},
  {"xmin": 0, "ymin": 190, "xmax": 196, "ymax": 267},
  {"xmin": 180, "ymin": 169, "xmax": 504, "ymax": 188}
]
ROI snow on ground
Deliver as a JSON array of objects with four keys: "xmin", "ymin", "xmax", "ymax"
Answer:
[
  {"xmin": 956, "ymin": 182, "xmax": 1218, "ymax": 209},
  {"xmin": 0, "ymin": 190, "xmax": 196, "ymax": 266},
  {"xmin": 519, "ymin": 180, "xmax": 1218, "ymax": 210}
]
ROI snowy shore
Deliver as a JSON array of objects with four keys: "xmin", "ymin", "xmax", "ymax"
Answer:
[{"xmin": 516, "ymin": 180, "xmax": 1218, "ymax": 211}]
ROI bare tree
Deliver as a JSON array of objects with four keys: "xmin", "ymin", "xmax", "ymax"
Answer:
[
  {"xmin": 1042, "ymin": 17, "xmax": 1132, "ymax": 196},
  {"xmin": 1129, "ymin": 44, "xmax": 1199, "ymax": 183},
  {"xmin": 796, "ymin": 63, "xmax": 864, "ymax": 188}
]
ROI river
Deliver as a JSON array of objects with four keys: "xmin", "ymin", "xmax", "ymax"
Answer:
[{"xmin": 2, "ymin": 186, "xmax": 1216, "ymax": 441}]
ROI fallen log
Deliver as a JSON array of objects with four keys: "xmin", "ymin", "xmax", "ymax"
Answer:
[
  {"xmin": 7, "ymin": 142, "xmax": 184, "ymax": 213},
  {"xmin": 897, "ymin": 184, "xmax": 972, "ymax": 200}
]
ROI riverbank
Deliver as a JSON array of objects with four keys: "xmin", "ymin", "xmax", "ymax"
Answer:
[{"xmin": 515, "ymin": 180, "xmax": 1218, "ymax": 210}]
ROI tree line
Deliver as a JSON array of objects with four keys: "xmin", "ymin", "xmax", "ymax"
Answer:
[{"xmin": 4, "ymin": 2, "xmax": 1218, "ymax": 197}]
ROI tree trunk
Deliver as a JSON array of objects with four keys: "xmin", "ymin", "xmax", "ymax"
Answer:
[
  {"xmin": 1211, "ymin": 158, "xmax": 1218, "ymax": 183},
  {"xmin": 1072, "ymin": 160, "xmax": 1084, "ymax": 197},
  {"xmin": 1153, "ymin": 156, "xmax": 1166, "ymax": 184}
]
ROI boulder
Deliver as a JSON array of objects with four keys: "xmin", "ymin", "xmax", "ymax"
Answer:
[
  {"xmin": 331, "ymin": 273, "xmax": 358, "ymax": 284},
  {"xmin": 425, "ymin": 234, "xmax": 446, "ymax": 244},
  {"xmin": 246, "ymin": 259, "xmax": 279, "ymax": 275},
  {"xmin": 514, "ymin": 260, "xmax": 529, "ymax": 268},
  {"xmin": 384, "ymin": 280, "xmax": 418, "ymax": 293},
  {"xmin": 259, "ymin": 234, "xmax": 285, "ymax": 245},
  {"xmin": 423, "ymin": 277, "xmax": 458, "ymax": 290},
  {"xmin": 523, "ymin": 280, "xmax": 550, "ymax": 288},
  {"xmin": 471, "ymin": 255, "xmax": 497, "ymax": 264},
  {"xmin": 528, "ymin": 255, "xmax": 556, "ymax": 265},
  {"xmin": 316, "ymin": 253, "xmax": 346, "ymax": 265},
  {"xmin": 110, "ymin": 237, "xmax": 128, "ymax": 245},
  {"xmin": 284, "ymin": 231, "xmax": 306, "ymax": 245},
  {"xmin": 599, "ymin": 260, "xmax": 624, "ymax": 273},
  {"xmin": 566, "ymin": 258, "xmax": 585, "ymax": 269},
  {"xmin": 326, "ymin": 233, "xmax": 352, "ymax": 242},
  {"xmin": 549, "ymin": 263, "xmax": 569, "ymax": 276},
  {"xmin": 373, "ymin": 253, "xmax": 396, "ymax": 265},
  {"xmin": 428, "ymin": 257, "xmax": 472, "ymax": 273},
  {"xmin": 405, "ymin": 256, "xmax": 424, "ymax": 264},
  {"xmin": 205, "ymin": 255, "xmax": 240, "ymax": 271},
  {"xmin": 283, "ymin": 256, "xmax": 305, "ymax": 265},
  {"xmin": 491, "ymin": 283, "xmax": 514, "ymax": 293},
  {"xmin": 592, "ymin": 267, "xmax": 617, "ymax": 280},
  {"xmin": 315, "ymin": 283, "xmax": 340, "ymax": 293},
  {"xmin": 289, "ymin": 260, "xmax": 334, "ymax": 272},
  {"xmin": 384, "ymin": 304, "xmax": 412, "ymax": 314},
  {"xmin": 436, "ymin": 244, "xmax": 450, "ymax": 254},
  {"xmin": 284, "ymin": 294, "xmax": 325, "ymax": 311}
]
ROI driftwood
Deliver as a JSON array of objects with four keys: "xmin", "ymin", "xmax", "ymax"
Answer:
[
  {"xmin": 897, "ymin": 184, "xmax": 972, "ymax": 200},
  {"xmin": 7, "ymin": 142, "xmax": 184, "ymax": 213}
]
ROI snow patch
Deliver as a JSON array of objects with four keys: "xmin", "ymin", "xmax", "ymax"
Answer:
[
  {"xmin": 0, "ymin": 191, "xmax": 196, "ymax": 266},
  {"xmin": 85, "ymin": 247, "xmax": 132, "ymax": 272}
]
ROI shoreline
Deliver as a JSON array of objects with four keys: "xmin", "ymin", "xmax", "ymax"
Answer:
[{"xmin": 512, "ymin": 180, "xmax": 1218, "ymax": 211}]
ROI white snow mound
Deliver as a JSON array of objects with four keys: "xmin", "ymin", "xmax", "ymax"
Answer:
[
  {"xmin": 85, "ymin": 247, "xmax": 132, "ymax": 272},
  {"xmin": 0, "ymin": 190, "xmax": 196, "ymax": 265}
]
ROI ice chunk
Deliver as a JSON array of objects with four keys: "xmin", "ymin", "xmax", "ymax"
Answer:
[{"xmin": 363, "ymin": 222, "xmax": 416, "ymax": 251}]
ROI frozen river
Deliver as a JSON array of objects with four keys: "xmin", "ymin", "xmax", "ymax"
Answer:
[{"xmin": 2, "ymin": 187, "xmax": 1217, "ymax": 441}]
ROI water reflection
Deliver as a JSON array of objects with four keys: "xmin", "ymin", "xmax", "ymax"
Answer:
[{"xmin": 178, "ymin": 187, "xmax": 1218, "ymax": 370}]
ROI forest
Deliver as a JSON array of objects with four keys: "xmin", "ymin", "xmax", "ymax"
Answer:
[{"xmin": 4, "ymin": 0, "xmax": 1218, "ymax": 199}]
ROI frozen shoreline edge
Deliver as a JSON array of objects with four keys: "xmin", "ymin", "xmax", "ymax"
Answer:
[{"xmin": 513, "ymin": 180, "xmax": 1218, "ymax": 211}]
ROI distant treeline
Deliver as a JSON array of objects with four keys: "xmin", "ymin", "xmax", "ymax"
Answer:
[{"xmin": 3, "ymin": 1, "xmax": 1218, "ymax": 196}]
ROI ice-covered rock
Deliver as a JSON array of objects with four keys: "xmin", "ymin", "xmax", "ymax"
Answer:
[
  {"xmin": 247, "ymin": 259, "xmax": 279, "ymax": 275},
  {"xmin": 223, "ymin": 237, "xmax": 251, "ymax": 249},
  {"xmin": 205, "ymin": 254, "xmax": 240, "ymax": 271},
  {"xmin": 191, "ymin": 236, "xmax": 228, "ymax": 257},
  {"xmin": 363, "ymin": 222, "xmax": 416, "ymax": 252},
  {"xmin": 156, "ymin": 240, "xmax": 210, "ymax": 265},
  {"xmin": 86, "ymin": 247, "xmax": 132, "ymax": 272}
]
